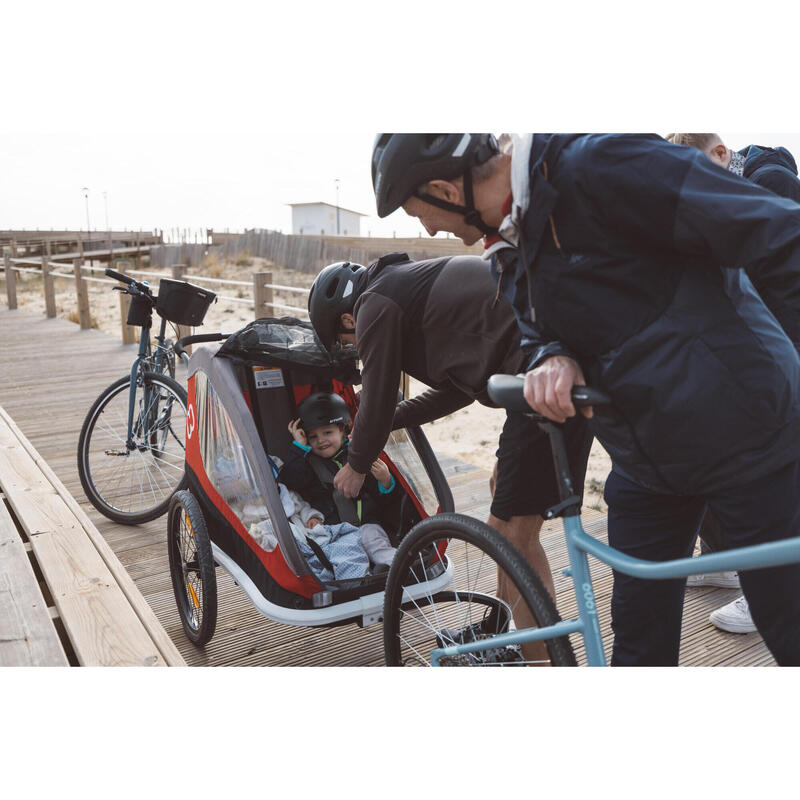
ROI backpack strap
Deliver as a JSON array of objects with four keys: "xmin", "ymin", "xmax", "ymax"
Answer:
[{"xmin": 306, "ymin": 453, "xmax": 361, "ymax": 526}]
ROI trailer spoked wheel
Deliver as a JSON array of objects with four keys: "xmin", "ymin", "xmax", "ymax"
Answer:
[{"xmin": 168, "ymin": 490, "xmax": 218, "ymax": 646}]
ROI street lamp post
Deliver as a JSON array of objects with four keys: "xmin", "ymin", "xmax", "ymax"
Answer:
[
  {"xmin": 103, "ymin": 191, "xmax": 109, "ymax": 230},
  {"xmin": 335, "ymin": 178, "xmax": 340, "ymax": 235},
  {"xmin": 81, "ymin": 187, "xmax": 91, "ymax": 246}
]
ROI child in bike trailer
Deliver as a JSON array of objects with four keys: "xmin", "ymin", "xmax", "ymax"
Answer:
[{"xmin": 278, "ymin": 392, "xmax": 398, "ymax": 574}]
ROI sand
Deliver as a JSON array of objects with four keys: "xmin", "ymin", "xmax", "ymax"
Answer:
[{"xmin": 3, "ymin": 253, "xmax": 611, "ymax": 511}]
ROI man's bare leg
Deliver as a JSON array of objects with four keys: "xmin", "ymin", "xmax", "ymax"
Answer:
[{"xmin": 487, "ymin": 511, "xmax": 554, "ymax": 664}]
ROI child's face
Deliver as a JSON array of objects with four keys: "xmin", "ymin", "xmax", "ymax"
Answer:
[{"xmin": 306, "ymin": 424, "xmax": 345, "ymax": 458}]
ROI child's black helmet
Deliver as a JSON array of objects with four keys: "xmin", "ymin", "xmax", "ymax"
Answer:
[
  {"xmin": 308, "ymin": 261, "xmax": 366, "ymax": 352},
  {"xmin": 297, "ymin": 392, "xmax": 351, "ymax": 432}
]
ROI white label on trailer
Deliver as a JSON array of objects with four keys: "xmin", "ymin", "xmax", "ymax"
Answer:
[{"xmin": 253, "ymin": 366, "xmax": 285, "ymax": 389}]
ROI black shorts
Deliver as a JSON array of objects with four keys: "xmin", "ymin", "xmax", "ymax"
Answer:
[{"xmin": 490, "ymin": 411, "xmax": 592, "ymax": 522}]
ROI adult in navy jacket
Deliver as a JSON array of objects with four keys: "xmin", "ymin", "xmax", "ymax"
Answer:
[
  {"xmin": 668, "ymin": 133, "xmax": 800, "ymax": 633},
  {"xmin": 373, "ymin": 132, "xmax": 800, "ymax": 666}
]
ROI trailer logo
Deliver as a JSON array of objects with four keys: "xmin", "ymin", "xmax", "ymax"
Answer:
[{"xmin": 187, "ymin": 403, "xmax": 196, "ymax": 440}]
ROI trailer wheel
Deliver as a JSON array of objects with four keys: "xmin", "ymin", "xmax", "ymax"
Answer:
[{"xmin": 167, "ymin": 490, "xmax": 218, "ymax": 646}]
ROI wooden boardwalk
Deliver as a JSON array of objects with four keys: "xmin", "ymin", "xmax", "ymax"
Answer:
[{"xmin": 0, "ymin": 307, "xmax": 775, "ymax": 665}]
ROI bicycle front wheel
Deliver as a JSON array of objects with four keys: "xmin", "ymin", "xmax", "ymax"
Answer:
[
  {"xmin": 78, "ymin": 371, "xmax": 188, "ymax": 525},
  {"xmin": 383, "ymin": 513, "xmax": 576, "ymax": 666}
]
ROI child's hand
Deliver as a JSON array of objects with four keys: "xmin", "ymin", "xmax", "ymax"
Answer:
[
  {"xmin": 288, "ymin": 418, "xmax": 307, "ymax": 446},
  {"xmin": 370, "ymin": 459, "xmax": 392, "ymax": 489},
  {"xmin": 307, "ymin": 516, "xmax": 323, "ymax": 530}
]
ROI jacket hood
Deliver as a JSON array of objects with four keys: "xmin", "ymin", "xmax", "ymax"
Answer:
[{"xmin": 740, "ymin": 144, "xmax": 798, "ymax": 179}]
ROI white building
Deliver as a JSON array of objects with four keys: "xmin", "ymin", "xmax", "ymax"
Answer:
[{"xmin": 289, "ymin": 202, "xmax": 366, "ymax": 236}]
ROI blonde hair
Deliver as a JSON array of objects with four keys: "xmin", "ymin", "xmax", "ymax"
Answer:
[{"xmin": 666, "ymin": 133, "xmax": 722, "ymax": 152}]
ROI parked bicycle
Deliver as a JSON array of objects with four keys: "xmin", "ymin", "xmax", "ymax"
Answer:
[
  {"xmin": 77, "ymin": 267, "xmax": 216, "ymax": 524},
  {"xmin": 382, "ymin": 375, "xmax": 800, "ymax": 666}
]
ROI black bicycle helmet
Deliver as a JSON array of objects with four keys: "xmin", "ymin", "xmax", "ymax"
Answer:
[
  {"xmin": 307, "ymin": 261, "xmax": 365, "ymax": 352},
  {"xmin": 371, "ymin": 133, "xmax": 500, "ymax": 234},
  {"xmin": 297, "ymin": 392, "xmax": 351, "ymax": 432}
]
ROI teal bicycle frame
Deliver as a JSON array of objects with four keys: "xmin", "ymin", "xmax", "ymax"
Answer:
[
  {"xmin": 124, "ymin": 288, "xmax": 173, "ymax": 450},
  {"xmin": 430, "ymin": 406, "xmax": 800, "ymax": 667}
]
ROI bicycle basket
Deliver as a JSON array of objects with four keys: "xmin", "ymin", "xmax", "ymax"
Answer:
[
  {"xmin": 127, "ymin": 293, "xmax": 153, "ymax": 327},
  {"xmin": 156, "ymin": 278, "xmax": 216, "ymax": 326}
]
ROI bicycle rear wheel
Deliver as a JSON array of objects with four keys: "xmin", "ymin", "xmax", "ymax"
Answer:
[
  {"xmin": 383, "ymin": 513, "xmax": 576, "ymax": 666},
  {"xmin": 78, "ymin": 371, "xmax": 188, "ymax": 524}
]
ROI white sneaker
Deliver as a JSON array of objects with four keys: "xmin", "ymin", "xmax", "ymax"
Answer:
[
  {"xmin": 686, "ymin": 571, "xmax": 740, "ymax": 589},
  {"xmin": 709, "ymin": 595, "xmax": 757, "ymax": 634}
]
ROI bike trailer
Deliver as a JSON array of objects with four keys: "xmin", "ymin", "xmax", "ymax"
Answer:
[{"xmin": 170, "ymin": 317, "xmax": 454, "ymax": 642}]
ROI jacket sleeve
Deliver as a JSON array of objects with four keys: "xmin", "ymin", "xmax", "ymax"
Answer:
[
  {"xmin": 578, "ymin": 136, "xmax": 800, "ymax": 345},
  {"xmin": 293, "ymin": 492, "xmax": 324, "ymax": 527},
  {"xmin": 490, "ymin": 246, "xmax": 578, "ymax": 370},
  {"xmin": 392, "ymin": 387, "xmax": 473, "ymax": 429},
  {"xmin": 346, "ymin": 292, "xmax": 405, "ymax": 474},
  {"xmin": 750, "ymin": 165, "xmax": 800, "ymax": 204},
  {"xmin": 277, "ymin": 442, "xmax": 315, "ymax": 492}
]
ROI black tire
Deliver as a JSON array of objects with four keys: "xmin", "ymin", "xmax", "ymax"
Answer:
[
  {"xmin": 383, "ymin": 512, "xmax": 576, "ymax": 666},
  {"xmin": 167, "ymin": 490, "xmax": 218, "ymax": 646},
  {"xmin": 77, "ymin": 371, "xmax": 188, "ymax": 525}
]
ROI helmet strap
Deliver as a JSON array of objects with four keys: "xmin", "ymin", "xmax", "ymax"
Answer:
[{"xmin": 415, "ymin": 169, "xmax": 499, "ymax": 236}]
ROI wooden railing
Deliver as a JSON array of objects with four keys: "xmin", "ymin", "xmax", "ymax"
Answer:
[{"xmin": 1, "ymin": 254, "xmax": 310, "ymax": 343}]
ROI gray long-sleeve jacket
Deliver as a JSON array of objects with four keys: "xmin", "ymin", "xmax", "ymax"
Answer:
[{"xmin": 346, "ymin": 253, "xmax": 526, "ymax": 473}]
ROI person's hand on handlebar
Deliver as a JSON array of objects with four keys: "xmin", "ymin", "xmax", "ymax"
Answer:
[{"xmin": 523, "ymin": 356, "xmax": 594, "ymax": 423}]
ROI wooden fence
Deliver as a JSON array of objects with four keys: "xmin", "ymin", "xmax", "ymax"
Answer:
[
  {"xmin": 1, "ymin": 254, "xmax": 308, "ymax": 344},
  {"xmin": 159, "ymin": 229, "xmax": 481, "ymax": 275}
]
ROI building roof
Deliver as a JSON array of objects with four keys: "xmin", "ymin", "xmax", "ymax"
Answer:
[{"xmin": 287, "ymin": 201, "xmax": 367, "ymax": 217}]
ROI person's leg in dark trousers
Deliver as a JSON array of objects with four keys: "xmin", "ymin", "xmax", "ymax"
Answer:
[
  {"xmin": 604, "ymin": 470, "xmax": 705, "ymax": 666},
  {"xmin": 707, "ymin": 460, "xmax": 800, "ymax": 666},
  {"xmin": 697, "ymin": 509, "xmax": 724, "ymax": 554}
]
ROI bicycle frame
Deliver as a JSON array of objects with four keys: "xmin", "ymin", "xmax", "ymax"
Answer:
[
  {"xmin": 429, "ymin": 421, "xmax": 800, "ymax": 667},
  {"xmin": 125, "ymin": 312, "xmax": 171, "ymax": 447}
]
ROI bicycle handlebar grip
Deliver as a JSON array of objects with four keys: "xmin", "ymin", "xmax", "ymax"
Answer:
[
  {"xmin": 174, "ymin": 332, "xmax": 231, "ymax": 358},
  {"xmin": 105, "ymin": 267, "xmax": 135, "ymax": 285},
  {"xmin": 571, "ymin": 386, "xmax": 611, "ymax": 408},
  {"xmin": 487, "ymin": 374, "xmax": 611, "ymax": 413}
]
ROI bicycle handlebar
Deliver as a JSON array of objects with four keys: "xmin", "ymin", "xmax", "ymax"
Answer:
[
  {"xmin": 104, "ymin": 267, "xmax": 135, "ymax": 285},
  {"xmin": 487, "ymin": 374, "xmax": 611, "ymax": 414},
  {"xmin": 174, "ymin": 333, "xmax": 232, "ymax": 359}
]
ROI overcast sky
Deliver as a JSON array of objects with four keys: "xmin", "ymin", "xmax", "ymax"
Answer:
[{"xmin": 3, "ymin": 2, "xmax": 799, "ymax": 244}]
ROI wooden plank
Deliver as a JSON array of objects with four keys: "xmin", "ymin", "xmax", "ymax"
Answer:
[
  {"xmin": 29, "ymin": 522, "xmax": 165, "ymax": 666},
  {"xmin": 0, "ymin": 441, "xmax": 167, "ymax": 665},
  {"xmin": 0, "ymin": 407, "xmax": 186, "ymax": 666},
  {"xmin": 0, "ymin": 499, "xmax": 69, "ymax": 666}
]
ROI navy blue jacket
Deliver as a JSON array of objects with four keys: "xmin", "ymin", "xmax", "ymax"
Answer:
[
  {"xmin": 741, "ymin": 144, "xmax": 800, "ymax": 203},
  {"xmin": 500, "ymin": 134, "xmax": 800, "ymax": 495}
]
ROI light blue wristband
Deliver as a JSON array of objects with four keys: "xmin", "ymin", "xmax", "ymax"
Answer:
[
  {"xmin": 378, "ymin": 475, "xmax": 396, "ymax": 494},
  {"xmin": 293, "ymin": 440, "xmax": 312, "ymax": 453}
]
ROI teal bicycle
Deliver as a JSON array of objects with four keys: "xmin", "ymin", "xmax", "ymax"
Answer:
[
  {"xmin": 381, "ymin": 375, "xmax": 800, "ymax": 666},
  {"xmin": 77, "ymin": 267, "xmax": 215, "ymax": 525}
]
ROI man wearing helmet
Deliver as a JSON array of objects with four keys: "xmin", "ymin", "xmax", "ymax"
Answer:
[
  {"xmin": 373, "ymin": 133, "xmax": 800, "ymax": 666},
  {"xmin": 308, "ymin": 254, "xmax": 592, "ymax": 612}
]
